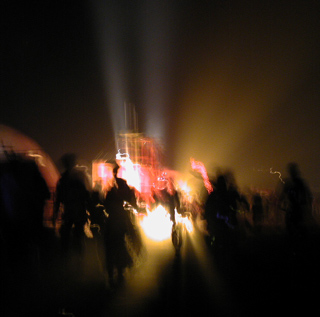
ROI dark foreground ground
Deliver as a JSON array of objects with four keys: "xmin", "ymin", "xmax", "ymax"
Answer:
[{"xmin": 1, "ymin": 221, "xmax": 320, "ymax": 317}]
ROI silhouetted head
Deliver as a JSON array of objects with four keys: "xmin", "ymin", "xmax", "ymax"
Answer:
[
  {"xmin": 113, "ymin": 163, "xmax": 120, "ymax": 177},
  {"xmin": 61, "ymin": 153, "xmax": 77, "ymax": 171},
  {"xmin": 288, "ymin": 162, "xmax": 300, "ymax": 179},
  {"xmin": 216, "ymin": 175, "xmax": 227, "ymax": 191},
  {"xmin": 253, "ymin": 193, "xmax": 262, "ymax": 205}
]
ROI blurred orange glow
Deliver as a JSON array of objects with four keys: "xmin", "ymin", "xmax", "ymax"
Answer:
[
  {"xmin": 177, "ymin": 180, "xmax": 193, "ymax": 203},
  {"xmin": 92, "ymin": 161, "xmax": 113, "ymax": 190}
]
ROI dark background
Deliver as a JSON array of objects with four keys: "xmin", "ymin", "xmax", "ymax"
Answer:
[{"xmin": 2, "ymin": 0, "xmax": 320, "ymax": 191}]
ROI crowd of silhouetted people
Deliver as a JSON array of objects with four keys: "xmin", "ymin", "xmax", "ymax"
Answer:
[
  {"xmin": 0, "ymin": 150, "xmax": 316, "ymax": 268},
  {"xmin": 203, "ymin": 163, "xmax": 314, "ymax": 252},
  {"xmin": 51, "ymin": 153, "xmax": 145, "ymax": 288},
  {"xmin": 0, "ymin": 150, "xmax": 317, "ymax": 315}
]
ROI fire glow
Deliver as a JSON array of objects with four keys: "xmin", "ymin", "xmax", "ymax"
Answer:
[
  {"xmin": 140, "ymin": 205, "xmax": 172, "ymax": 241},
  {"xmin": 140, "ymin": 205, "xmax": 193, "ymax": 242},
  {"xmin": 116, "ymin": 151, "xmax": 142, "ymax": 192}
]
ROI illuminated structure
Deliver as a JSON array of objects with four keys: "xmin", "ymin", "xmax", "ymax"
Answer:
[
  {"xmin": 92, "ymin": 131, "xmax": 165, "ymax": 203},
  {"xmin": 92, "ymin": 103, "xmax": 167, "ymax": 202}
]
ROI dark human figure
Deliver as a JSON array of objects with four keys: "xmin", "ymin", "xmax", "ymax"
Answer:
[
  {"xmin": 164, "ymin": 178, "xmax": 181, "ymax": 253},
  {"xmin": 103, "ymin": 163, "xmax": 140, "ymax": 287},
  {"xmin": 0, "ymin": 152, "xmax": 50, "ymax": 270},
  {"xmin": 252, "ymin": 193, "xmax": 264, "ymax": 233},
  {"xmin": 226, "ymin": 173, "xmax": 249, "ymax": 229},
  {"xmin": 154, "ymin": 177, "xmax": 180, "ymax": 223},
  {"xmin": 53, "ymin": 153, "xmax": 91, "ymax": 255},
  {"xmin": 279, "ymin": 162, "xmax": 312, "ymax": 237},
  {"xmin": 0, "ymin": 152, "xmax": 51, "ymax": 316},
  {"xmin": 205, "ymin": 172, "xmax": 248, "ymax": 250},
  {"xmin": 205, "ymin": 175, "xmax": 230, "ymax": 249},
  {"xmin": 150, "ymin": 176, "xmax": 182, "ymax": 254}
]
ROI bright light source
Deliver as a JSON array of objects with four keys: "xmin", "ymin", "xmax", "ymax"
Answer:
[
  {"xmin": 176, "ymin": 211, "xmax": 193, "ymax": 233},
  {"xmin": 140, "ymin": 204, "xmax": 194, "ymax": 243},
  {"xmin": 117, "ymin": 152, "xmax": 141, "ymax": 192},
  {"xmin": 140, "ymin": 205, "xmax": 172, "ymax": 242}
]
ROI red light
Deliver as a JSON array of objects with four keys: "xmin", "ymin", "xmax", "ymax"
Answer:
[{"xmin": 190, "ymin": 158, "xmax": 213, "ymax": 194}]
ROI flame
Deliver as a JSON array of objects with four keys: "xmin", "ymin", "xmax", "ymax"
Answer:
[
  {"xmin": 140, "ymin": 205, "xmax": 194, "ymax": 242},
  {"xmin": 140, "ymin": 205, "xmax": 172, "ymax": 241}
]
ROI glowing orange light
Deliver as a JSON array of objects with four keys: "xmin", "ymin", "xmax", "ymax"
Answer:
[
  {"xmin": 92, "ymin": 161, "xmax": 113, "ymax": 190},
  {"xmin": 117, "ymin": 154, "xmax": 141, "ymax": 192},
  {"xmin": 140, "ymin": 205, "xmax": 172, "ymax": 241},
  {"xmin": 177, "ymin": 180, "xmax": 193, "ymax": 203},
  {"xmin": 98, "ymin": 163, "xmax": 106, "ymax": 178},
  {"xmin": 177, "ymin": 180, "xmax": 191, "ymax": 194},
  {"xmin": 140, "ymin": 205, "xmax": 193, "ymax": 242},
  {"xmin": 176, "ymin": 211, "xmax": 193, "ymax": 233}
]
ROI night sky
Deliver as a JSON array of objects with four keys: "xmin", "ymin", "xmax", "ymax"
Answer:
[{"xmin": 2, "ymin": 0, "xmax": 320, "ymax": 191}]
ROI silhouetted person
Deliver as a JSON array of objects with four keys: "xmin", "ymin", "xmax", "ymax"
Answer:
[
  {"xmin": 53, "ymin": 153, "xmax": 91, "ymax": 255},
  {"xmin": 205, "ymin": 172, "xmax": 248, "ymax": 250},
  {"xmin": 103, "ymin": 163, "xmax": 139, "ymax": 287},
  {"xmin": 279, "ymin": 162, "xmax": 312, "ymax": 237},
  {"xmin": 154, "ymin": 177, "xmax": 180, "ymax": 223},
  {"xmin": 162, "ymin": 177, "xmax": 182, "ymax": 254},
  {"xmin": 0, "ymin": 153, "xmax": 50, "ymax": 269},
  {"xmin": 205, "ymin": 175, "xmax": 230, "ymax": 249},
  {"xmin": 225, "ymin": 172, "xmax": 249, "ymax": 229},
  {"xmin": 252, "ymin": 193, "xmax": 264, "ymax": 233}
]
